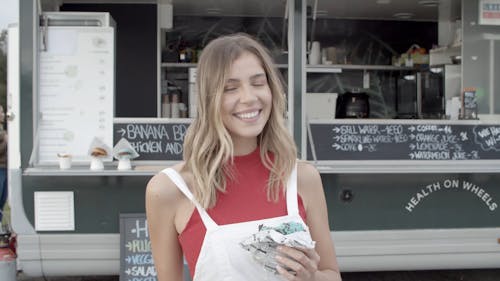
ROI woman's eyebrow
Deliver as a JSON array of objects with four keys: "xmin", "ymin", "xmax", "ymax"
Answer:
[
  {"xmin": 226, "ymin": 73, "xmax": 266, "ymax": 83},
  {"xmin": 226, "ymin": 78, "xmax": 240, "ymax": 83},
  {"xmin": 249, "ymin": 73, "xmax": 267, "ymax": 82},
  {"xmin": 250, "ymin": 73, "xmax": 266, "ymax": 80}
]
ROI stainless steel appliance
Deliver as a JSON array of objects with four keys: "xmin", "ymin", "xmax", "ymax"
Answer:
[
  {"xmin": 420, "ymin": 70, "xmax": 445, "ymax": 119},
  {"xmin": 396, "ymin": 64, "xmax": 461, "ymax": 119},
  {"xmin": 336, "ymin": 90, "xmax": 370, "ymax": 118}
]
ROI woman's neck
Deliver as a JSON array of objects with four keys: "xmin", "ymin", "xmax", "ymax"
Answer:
[{"xmin": 232, "ymin": 137, "xmax": 258, "ymax": 156}]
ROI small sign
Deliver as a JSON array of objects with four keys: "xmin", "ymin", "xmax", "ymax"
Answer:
[
  {"xmin": 114, "ymin": 121, "xmax": 190, "ymax": 161},
  {"xmin": 461, "ymin": 88, "xmax": 478, "ymax": 120},
  {"xmin": 479, "ymin": 0, "xmax": 500, "ymax": 25},
  {"xmin": 34, "ymin": 191, "xmax": 75, "ymax": 231},
  {"xmin": 120, "ymin": 214, "xmax": 157, "ymax": 281}
]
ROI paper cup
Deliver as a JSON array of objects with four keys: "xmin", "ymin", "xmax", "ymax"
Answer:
[
  {"xmin": 58, "ymin": 155, "xmax": 72, "ymax": 170},
  {"xmin": 309, "ymin": 41, "xmax": 321, "ymax": 65},
  {"xmin": 90, "ymin": 157, "xmax": 104, "ymax": 170},
  {"xmin": 117, "ymin": 158, "xmax": 131, "ymax": 170}
]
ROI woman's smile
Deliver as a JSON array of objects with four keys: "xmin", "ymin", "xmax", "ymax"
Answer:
[{"xmin": 234, "ymin": 109, "xmax": 261, "ymax": 121}]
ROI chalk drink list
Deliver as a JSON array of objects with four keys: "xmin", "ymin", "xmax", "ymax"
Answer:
[{"xmin": 308, "ymin": 123, "xmax": 500, "ymax": 161}]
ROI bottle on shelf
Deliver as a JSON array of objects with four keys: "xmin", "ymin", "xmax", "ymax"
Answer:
[
  {"xmin": 178, "ymin": 40, "xmax": 188, "ymax": 63},
  {"xmin": 185, "ymin": 46, "xmax": 194, "ymax": 63},
  {"xmin": 161, "ymin": 79, "xmax": 168, "ymax": 95},
  {"xmin": 179, "ymin": 103, "xmax": 187, "ymax": 118},
  {"xmin": 171, "ymin": 92, "xmax": 180, "ymax": 118},
  {"xmin": 196, "ymin": 44, "xmax": 203, "ymax": 63},
  {"xmin": 161, "ymin": 94, "xmax": 170, "ymax": 118},
  {"xmin": 160, "ymin": 79, "xmax": 169, "ymax": 118},
  {"xmin": 188, "ymin": 67, "xmax": 198, "ymax": 118}
]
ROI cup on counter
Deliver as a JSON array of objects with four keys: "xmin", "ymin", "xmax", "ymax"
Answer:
[
  {"xmin": 321, "ymin": 48, "xmax": 332, "ymax": 65},
  {"xmin": 161, "ymin": 94, "xmax": 170, "ymax": 118},
  {"xmin": 309, "ymin": 41, "xmax": 321, "ymax": 65},
  {"xmin": 333, "ymin": 47, "xmax": 347, "ymax": 64},
  {"xmin": 117, "ymin": 158, "xmax": 132, "ymax": 170},
  {"xmin": 90, "ymin": 157, "xmax": 104, "ymax": 170},
  {"xmin": 179, "ymin": 103, "xmax": 187, "ymax": 118},
  {"xmin": 171, "ymin": 93, "xmax": 180, "ymax": 118},
  {"xmin": 325, "ymin": 47, "xmax": 337, "ymax": 64},
  {"xmin": 57, "ymin": 153, "xmax": 72, "ymax": 170}
]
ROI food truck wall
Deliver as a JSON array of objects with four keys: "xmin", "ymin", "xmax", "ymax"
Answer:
[{"xmin": 8, "ymin": 0, "xmax": 500, "ymax": 277}]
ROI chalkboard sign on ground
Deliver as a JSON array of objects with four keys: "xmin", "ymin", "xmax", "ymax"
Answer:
[
  {"xmin": 308, "ymin": 122, "xmax": 500, "ymax": 161},
  {"xmin": 114, "ymin": 121, "xmax": 190, "ymax": 161},
  {"xmin": 120, "ymin": 213, "xmax": 156, "ymax": 281}
]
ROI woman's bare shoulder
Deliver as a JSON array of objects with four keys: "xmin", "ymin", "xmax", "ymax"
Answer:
[
  {"xmin": 296, "ymin": 161, "xmax": 323, "ymax": 199},
  {"xmin": 146, "ymin": 162, "xmax": 186, "ymax": 205},
  {"xmin": 297, "ymin": 161, "xmax": 321, "ymax": 185}
]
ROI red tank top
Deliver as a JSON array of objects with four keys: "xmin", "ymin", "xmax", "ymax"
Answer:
[{"xmin": 177, "ymin": 148, "xmax": 307, "ymax": 278}]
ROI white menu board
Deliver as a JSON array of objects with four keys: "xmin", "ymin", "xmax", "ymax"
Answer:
[{"xmin": 38, "ymin": 26, "xmax": 114, "ymax": 164}]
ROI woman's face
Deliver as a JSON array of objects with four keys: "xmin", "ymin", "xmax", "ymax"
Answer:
[{"xmin": 221, "ymin": 52, "xmax": 272, "ymax": 144}]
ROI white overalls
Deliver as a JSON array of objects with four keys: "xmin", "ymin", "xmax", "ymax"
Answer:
[{"xmin": 162, "ymin": 164, "xmax": 312, "ymax": 281}]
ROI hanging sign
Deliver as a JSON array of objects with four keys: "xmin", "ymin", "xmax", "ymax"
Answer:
[{"xmin": 479, "ymin": 0, "xmax": 500, "ymax": 25}]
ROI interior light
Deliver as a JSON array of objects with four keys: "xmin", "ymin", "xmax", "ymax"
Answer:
[
  {"xmin": 206, "ymin": 8, "xmax": 222, "ymax": 15},
  {"xmin": 418, "ymin": 0, "xmax": 439, "ymax": 7},
  {"xmin": 393, "ymin": 13, "xmax": 414, "ymax": 19},
  {"xmin": 404, "ymin": 75, "xmax": 416, "ymax": 80},
  {"xmin": 430, "ymin": 67, "xmax": 443, "ymax": 73}
]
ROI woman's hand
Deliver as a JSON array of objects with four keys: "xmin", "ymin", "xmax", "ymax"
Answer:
[{"xmin": 275, "ymin": 245, "xmax": 320, "ymax": 280}]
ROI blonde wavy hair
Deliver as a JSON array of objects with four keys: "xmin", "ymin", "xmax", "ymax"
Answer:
[{"xmin": 182, "ymin": 33, "xmax": 297, "ymax": 209}]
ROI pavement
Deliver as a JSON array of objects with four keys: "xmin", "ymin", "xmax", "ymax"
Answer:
[
  {"xmin": 15, "ymin": 269, "xmax": 500, "ymax": 281},
  {"xmin": 340, "ymin": 269, "xmax": 500, "ymax": 281},
  {"xmin": 17, "ymin": 274, "xmax": 118, "ymax": 281}
]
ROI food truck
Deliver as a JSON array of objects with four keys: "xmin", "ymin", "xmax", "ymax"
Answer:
[{"xmin": 6, "ymin": 0, "xmax": 500, "ymax": 278}]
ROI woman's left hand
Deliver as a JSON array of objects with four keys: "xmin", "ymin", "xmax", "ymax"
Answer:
[{"xmin": 275, "ymin": 245, "xmax": 320, "ymax": 280}]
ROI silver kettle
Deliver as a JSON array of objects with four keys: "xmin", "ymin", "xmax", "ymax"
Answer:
[{"xmin": 336, "ymin": 90, "xmax": 370, "ymax": 118}]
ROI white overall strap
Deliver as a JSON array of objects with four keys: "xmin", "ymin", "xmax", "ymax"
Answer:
[
  {"xmin": 286, "ymin": 163, "xmax": 299, "ymax": 216},
  {"xmin": 161, "ymin": 168, "xmax": 218, "ymax": 230}
]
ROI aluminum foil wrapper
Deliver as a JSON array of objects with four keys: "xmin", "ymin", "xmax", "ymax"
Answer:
[
  {"xmin": 112, "ymin": 138, "xmax": 139, "ymax": 160},
  {"xmin": 239, "ymin": 221, "xmax": 316, "ymax": 274}
]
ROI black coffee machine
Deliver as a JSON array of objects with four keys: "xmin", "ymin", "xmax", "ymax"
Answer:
[{"xmin": 336, "ymin": 90, "xmax": 370, "ymax": 118}]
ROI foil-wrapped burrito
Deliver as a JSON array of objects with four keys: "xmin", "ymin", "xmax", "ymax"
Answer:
[{"xmin": 239, "ymin": 221, "xmax": 316, "ymax": 274}]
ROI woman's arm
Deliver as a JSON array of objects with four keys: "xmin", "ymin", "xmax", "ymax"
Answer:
[
  {"xmin": 145, "ymin": 173, "xmax": 185, "ymax": 281},
  {"xmin": 276, "ymin": 162, "xmax": 341, "ymax": 281}
]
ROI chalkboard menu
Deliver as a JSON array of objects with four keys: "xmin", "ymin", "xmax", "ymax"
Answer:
[
  {"xmin": 308, "ymin": 122, "xmax": 500, "ymax": 160},
  {"xmin": 120, "ymin": 213, "xmax": 156, "ymax": 281},
  {"xmin": 114, "ymin": 122, "xmax": 190, "ymax": 161}
]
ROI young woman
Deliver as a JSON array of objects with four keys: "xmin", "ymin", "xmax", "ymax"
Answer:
[{"xmin": 146, "ymin": 33, "xmax": 341, "ymax": 281}]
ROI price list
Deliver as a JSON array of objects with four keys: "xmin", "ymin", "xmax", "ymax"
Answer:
[{"xmin": 308, "ymin": 123, "xmax": 500, "ymax": 161}]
